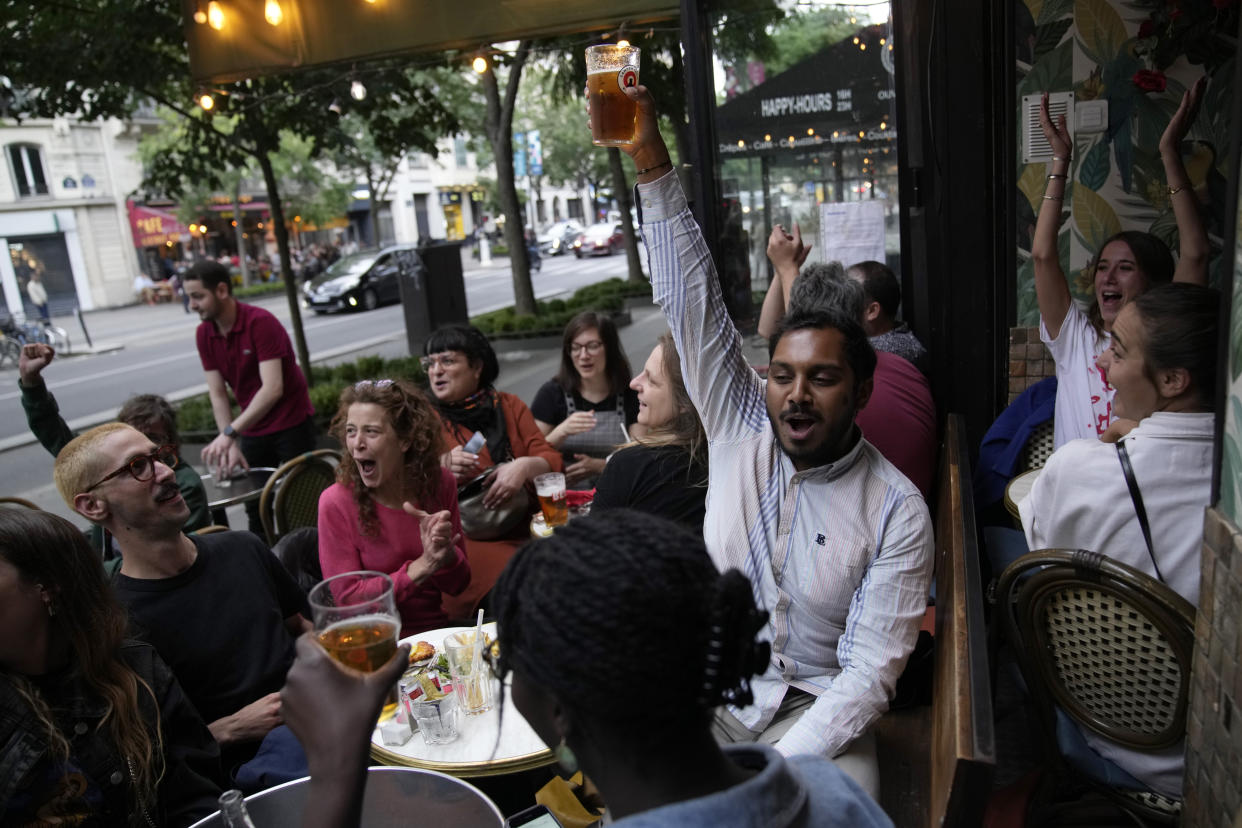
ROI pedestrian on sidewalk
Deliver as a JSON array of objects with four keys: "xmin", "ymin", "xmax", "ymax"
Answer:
[{"xmin": 25, "ymin": 271, "xmax": 50, "ymax": 322}]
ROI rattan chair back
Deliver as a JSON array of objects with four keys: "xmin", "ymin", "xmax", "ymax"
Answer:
[
  {"xmin": 0, "ymin": 496, "xmax": 41, "ymax": 510},
  {"xmin": 998, "ymin": 549, "xmax": 1195, "ymax": 822},
  {"xmin": 259, "ymin": 449, "xmax": 340, "ymax": 546},
  {"xmin": 1020, "ymin": 419, "xmax": 1056, "ymax": 471}
]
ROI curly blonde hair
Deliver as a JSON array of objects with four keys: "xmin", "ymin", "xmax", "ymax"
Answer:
[{"xmin": 329, "ymin": 379, "xmax": 444, "ymax": 537}]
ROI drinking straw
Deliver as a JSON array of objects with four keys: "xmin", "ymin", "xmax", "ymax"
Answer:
[{"xmin": 471, "ymin": 608, "xmax": 486, "ymax": 687}]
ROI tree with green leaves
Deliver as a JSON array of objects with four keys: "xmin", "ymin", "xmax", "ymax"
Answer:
[
  {"xmin": 3, "ymin": 0, "xmax": 458, "ymax": 383},
  {"xmin": 475, "ymin": 43, "xmax": 539, "ymax": 315}
]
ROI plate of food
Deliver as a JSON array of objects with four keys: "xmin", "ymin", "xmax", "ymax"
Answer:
[{"xmin": 407, "ymin": 639, "xmax": 436, "ymax": 669}]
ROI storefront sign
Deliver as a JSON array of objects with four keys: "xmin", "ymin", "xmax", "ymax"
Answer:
[{"xmin": 127, "ymin": 202, "xmax": 190, "ymax": 249}]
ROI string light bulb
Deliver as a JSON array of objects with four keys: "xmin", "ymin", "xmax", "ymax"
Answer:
[
  {"xmin": 472, "ymin": 55, "xmax": 488, "ymax": 73},
  {"xmin": 198, "ymin": 93, "xmax": 215, "ymax": 111},
  {"xmin": 616, "ymin": 39, "xmax": 630, "ymax": 48},
  {"xmin": 193, "ymin": 3, "xmax": 207, "ymax": 23},
  {"xmin": 264, "ymin": 0, "xmax": 282, "ymax": 25},
  {"xmin": 350, "ymin": 80, "xmax": 366, "ymax": 100},
  {"xmin": 206, "ymin": 1, "xmax": 224, "ymax": 29}
]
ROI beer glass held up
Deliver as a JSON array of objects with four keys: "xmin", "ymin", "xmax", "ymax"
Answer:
[
  {"xmin": 309, "ymin": 570, "xmax": 400, "ymax": 673},
  {"xmin": 586, "ymin": 43, "xmax": 641, "ymax": 147}
]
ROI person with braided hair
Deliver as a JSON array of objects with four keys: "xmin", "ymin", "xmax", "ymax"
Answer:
[
  {"xmin": 317, "ymin": 378, "xmax": 470, "ymax": 636},
  {"xmin": 604, "ymin": 84, "xmax": 934, "ymax": 798},
  {"xmin": 278, "ymin": 510, "xmax": 891, "ymax": 828}
]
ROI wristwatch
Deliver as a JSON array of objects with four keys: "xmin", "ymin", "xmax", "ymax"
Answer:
[{"xmin": 223, "ymin": 424, "xmax": 237, "ymax": 438}]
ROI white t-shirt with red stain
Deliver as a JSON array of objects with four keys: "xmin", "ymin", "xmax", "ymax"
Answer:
[{"xmin": 1040, "ymin": 302, "xmax": 1115, "ymax": 448}]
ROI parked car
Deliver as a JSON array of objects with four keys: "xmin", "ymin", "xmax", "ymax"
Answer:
[
  {"xmin": 301, "ymin": 245, "xmax": 422, "ymax": 314},
  {"xmin": 573, "ymin": 223, "xmax": 625, "ymax": 258},
  {"xmin": 538, "ymin": 220, "xmax": 584, "ymax": 256}
]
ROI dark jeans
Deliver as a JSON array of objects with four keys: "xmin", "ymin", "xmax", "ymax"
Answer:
[{"xmin": 240, "ymin": 417, "xmax": 317, "ymax": 537}]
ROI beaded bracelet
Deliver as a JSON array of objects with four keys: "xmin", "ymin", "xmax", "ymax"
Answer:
[{"xmin": 636, "ymin": 159, "xmax": 673, "ymax": 176}]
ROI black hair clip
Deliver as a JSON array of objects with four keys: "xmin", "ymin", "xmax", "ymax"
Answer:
[{"xmin": 698, "ymin": 598, "xmax": 770, "ymax": 708}]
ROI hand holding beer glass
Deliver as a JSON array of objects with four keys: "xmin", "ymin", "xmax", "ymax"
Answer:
[
  {"xmin": 586, "ymin": 43, "xmax": 641, "ymax": 147},
  {"xmin": 309, "ymin": 571, "xmax": 400, "ymax": 673}
]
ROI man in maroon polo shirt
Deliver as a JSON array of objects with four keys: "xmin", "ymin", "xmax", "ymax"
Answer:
[{"xmin": 183, "ymin": 261, "xmax": 315, "ymax": 532}]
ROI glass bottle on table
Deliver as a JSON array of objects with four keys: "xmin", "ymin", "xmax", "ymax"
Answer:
[{"xmin": 218, "ymin": 790, "xmax": 258, "ymax": 828}]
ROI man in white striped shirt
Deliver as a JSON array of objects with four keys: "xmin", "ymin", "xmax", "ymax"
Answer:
[{"xmin": 619, "ymin": 87, "xmax": 934, "ymax": 798}]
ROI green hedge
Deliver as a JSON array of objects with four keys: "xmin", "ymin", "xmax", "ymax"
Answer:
[
  {"xmin": 234, "ymin": 282, "xmax": 288, "ymax": 299},
  {"xmin": 471, "ymin": 278, "xmax": 651, "ymax": 336},
  {"xmin": 176, "ymin": 355, "xmax": 426, "ymax": 438}
]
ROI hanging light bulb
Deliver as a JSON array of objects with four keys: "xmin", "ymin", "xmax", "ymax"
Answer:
[
  {"xmin": 264, "ymin": 0, "xmax": 283, "ymax": 25},
  {"xmin": 616, "ymin": 39, "xmax": 630, "ymax": 48},
  {"xmin": 206, "ymin": 1, "xmax": 224, "ymax": 29},
  {"xmin": 472, "ymin": 55, "xmax": 488, "ymax": 73},
  {"xmin": 193, "ymin": 2, "xmax": 207, "ymax": 23},
  {"xmin": 199, "ymin": 93, "xmax": 215, "ymax": 111},
  {"xmin": 350, "ymin": 80, "xmax": 367, "ymax": 100}
]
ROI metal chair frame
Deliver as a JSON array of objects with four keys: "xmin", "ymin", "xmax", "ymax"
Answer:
[
  {"xmin": 258, "ymin": 449, "xmax": 340, "ymax": 546},
  {"xmin": 997, "ymin": 548, "xmax": 1194, "ymax": 825}
]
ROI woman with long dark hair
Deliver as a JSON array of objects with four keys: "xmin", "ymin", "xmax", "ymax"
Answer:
[
  {"xmin": 593, "ymin": 332, "xmax": 708, "ymax": 528},
  {"xmin": 1034, "ymin": 78, "xmax": 1209, "ymax": 447},
  {"xmin": 423, "ymin": 324, "xmax": 560, "ymax": 619},
  {"xmin": 531, "ymin": 311, "xmax": 642, "ymax": 487},
  {"xmin": 317, "ymin": 378, "xmax": 469, "ymax": 636},
  {"xmin": 0, "ymin": 507, "xmax": 221, "ymax": 827}
]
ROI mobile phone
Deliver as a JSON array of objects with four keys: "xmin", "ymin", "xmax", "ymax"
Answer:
[
  {"xmin": 504, "ymin": 804, "xmax": 563, "ymax": 828},
  {"xmin": 463, "ymin": 430, "xmax": 486, "ymax": 454}
]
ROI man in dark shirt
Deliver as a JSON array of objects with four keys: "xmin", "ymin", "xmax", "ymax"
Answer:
[{"xmin": 54, "ymin": 422, "xmax": 312, "ymax": 770}]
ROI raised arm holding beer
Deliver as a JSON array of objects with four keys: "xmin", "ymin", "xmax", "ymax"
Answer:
[{"xmin": 605, "ymin": 82, "xmax": 934, "ymax": 798}]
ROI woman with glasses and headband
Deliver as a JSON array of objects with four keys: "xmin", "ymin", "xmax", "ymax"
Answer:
[
  {"xmin": 422, "ymin": 324, "xmax": 560, "ymax": 619},
  {"xmin": 0, "ymin": 506, "xmax": 222, "ymax": 827},
  {"xmin": 531, "ymin": 312, "xmax": 643, "ymax": 488},
  {"xmin": 317, "ymin": 379, "xmax": 470, "ymax": 636}
]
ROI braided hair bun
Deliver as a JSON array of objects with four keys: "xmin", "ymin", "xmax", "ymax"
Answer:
[{"xmin": 492, "ymin": 509, "xmax": 769, "ymax": 727}]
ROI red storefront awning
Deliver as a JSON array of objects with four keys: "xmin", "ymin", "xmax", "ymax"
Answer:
[{"xmin": 127, "ymin": 201, "xmax": 191, "ymax": 249}]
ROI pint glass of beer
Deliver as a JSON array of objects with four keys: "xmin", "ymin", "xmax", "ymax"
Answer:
[
  {"xmin": 534, "ymin": 472, "xmax": 569, "ymax": 528},
  {"xmin": 586, "ymin": 43, "xmax": 641, "ymax": 146},
  {"xmin": 309, "ymin": 571, "xmax": 400, "ymax": 673}
]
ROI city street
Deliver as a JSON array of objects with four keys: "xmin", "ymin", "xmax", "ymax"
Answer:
[{"xmin": 0, "ymin": 247, "xmax": 645, "ymax": 515}]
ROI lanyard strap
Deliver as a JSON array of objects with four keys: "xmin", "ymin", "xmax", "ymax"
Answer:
[{"xmin": 1115, "ymin": 441, "xmax": 1164, "ymax": 583}]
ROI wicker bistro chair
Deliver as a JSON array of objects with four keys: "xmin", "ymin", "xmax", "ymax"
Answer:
[
  {"xmin": 0, "ymin": 497, "xmax": 41, "ymax": 510},
  {"xmin": 258, "ymin": 449, "xmax": 340, "ymax": 547},
  {"xmin": 997, "ymin": 548, "xmax": 1195, "ymax": 825}
]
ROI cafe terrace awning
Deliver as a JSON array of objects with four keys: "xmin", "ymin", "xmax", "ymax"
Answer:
[
  {"xmin": 127, "ymin": 202, "xmax": 191, "ymax": 249},
  {"xmin": 713, "ymin": 24, "xmax": 896, "ymax": 160},
  {"xmin": 183, "ymin": 0, "xmax": 679, "ymax": 85}
]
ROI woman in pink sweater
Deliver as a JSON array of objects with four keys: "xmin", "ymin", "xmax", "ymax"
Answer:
[{"xmin": 318, "ymin": 379, "xmax": 470, "ymax": 636}]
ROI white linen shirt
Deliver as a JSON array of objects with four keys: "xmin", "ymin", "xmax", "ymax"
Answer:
[
  {"xmin": 640, "ymin": 171, "xmax": 934, "ymax": 759},
  {"xmin": 1019, "ymin": 410, "xmax": 1213, "ymax": 796}
]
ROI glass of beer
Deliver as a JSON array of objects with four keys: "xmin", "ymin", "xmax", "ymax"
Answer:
[
  {"xmin": 586, "ymin": 43, "xmax": 641, "ymax": 146},
  {"xmin": 534, "ymin": 472, "xmax": 569, "ymax": 528},
  {"xmin": 310, "ymin": 571, "xmax": 401, "ymax": 718}
]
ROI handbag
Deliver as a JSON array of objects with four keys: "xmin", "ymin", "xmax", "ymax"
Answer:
[
  {"xmin": 456, "ymin": 467, "xmax": 534, "ymax": 541},
  {"xmin": 1115, "ymin": 441, "xmax": 1164, "ymax": 583}
]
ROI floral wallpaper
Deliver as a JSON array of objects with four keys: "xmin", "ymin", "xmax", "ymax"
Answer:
[
  {"xmin": 1221, "ymin": 199, "xmax": 1242, "ymax": 523},
  {"xmin": 1013, "ymin": 0, "xmax": 1237, "ymax": 326}
]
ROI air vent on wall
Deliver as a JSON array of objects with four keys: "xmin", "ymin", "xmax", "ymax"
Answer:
[{"xmin": 1021, "ymin": 92, "xmax": 1074, "ymax": 164}]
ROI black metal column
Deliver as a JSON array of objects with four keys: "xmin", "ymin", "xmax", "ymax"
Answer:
[{"xmin": 679, "ymin": 0, "xmax": 724, "ymax": 304}]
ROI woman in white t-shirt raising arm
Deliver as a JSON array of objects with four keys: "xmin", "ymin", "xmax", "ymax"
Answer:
[{"xmin": 1033, "ymin": 77, "xmax": 1209, "ymax": 448}]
